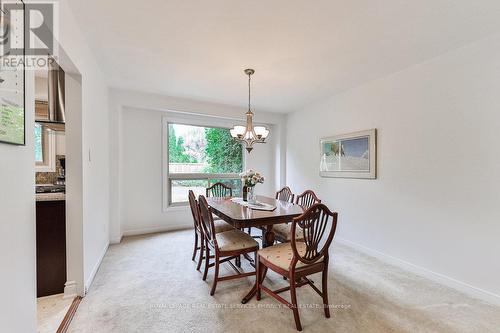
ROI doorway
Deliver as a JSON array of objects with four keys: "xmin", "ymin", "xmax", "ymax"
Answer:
[{"xmin": 34, "ymin": 47, "xmax": 85, "ymax": 333}]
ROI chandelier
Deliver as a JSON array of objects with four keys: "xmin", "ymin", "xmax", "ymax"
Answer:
[{"xmin": 230, "ymin": 69, "xmax": 269, "ymax": 153}]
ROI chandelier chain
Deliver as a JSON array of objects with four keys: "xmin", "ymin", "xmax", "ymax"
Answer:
[{"xmin": 248, "ymin": 72, "xmax": 251, "ymax": 112}]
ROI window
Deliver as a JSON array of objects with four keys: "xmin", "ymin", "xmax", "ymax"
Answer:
[
  {"xmin": 35, "ymin": 123, "xmax": 43, "ymax": 163},
  {"xmin": 35, "ymin": 123, "xmax": 56, "ymax": 172},
  {"xmin": 166, "ymin": 121, "xmax": 244, "ymax": 206}
]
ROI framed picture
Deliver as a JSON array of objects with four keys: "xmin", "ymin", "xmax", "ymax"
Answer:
[
  {"xmin": 0, "ymin": 0, "xmax": 25, "ymax": 145},
  {"xmin": 320, "ymin": 129, "xmax": 377, "ymax": 179}
]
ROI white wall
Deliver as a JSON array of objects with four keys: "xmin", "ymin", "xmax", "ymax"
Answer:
[
  {"xmin": 0, "ymin": 72, "xmax": 36, "ymax": 333},
  {"xmin": 286, "ymin": 33, "xmax": 500, "ymax": 302},
  {"xmin": 58, "ymin": 0, "xmax": 110, "ymax": 291},
  {"xmin": 109, "ymin": 89, "xmax": 286, "ymax": 241}
]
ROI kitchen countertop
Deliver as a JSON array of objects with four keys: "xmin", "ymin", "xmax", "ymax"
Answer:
[{"xmin": 36, "ymin": 192, "xmax": 66, "ymax": 202}]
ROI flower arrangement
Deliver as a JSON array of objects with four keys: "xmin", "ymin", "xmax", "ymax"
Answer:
[{"xmin": 240, "ymin": 169, "xmax": 265, "ymax": 188}]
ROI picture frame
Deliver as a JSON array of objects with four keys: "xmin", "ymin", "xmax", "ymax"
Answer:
[
  {"xmin": 0, "ymin": 0, "xmax": 26, "ymax": 146},
  {"xmin": 320, "ymin": 129, "xmax": 377, "ymax": 179}
]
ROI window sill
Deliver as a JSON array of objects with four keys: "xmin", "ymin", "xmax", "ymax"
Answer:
[{"xmin": 163, "ymin": 204, "xmax": 190, "ymax": 213}]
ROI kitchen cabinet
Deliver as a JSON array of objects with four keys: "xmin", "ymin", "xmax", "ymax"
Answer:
[{"xmin": 36, "ymin": 199, "xmax": 66, "ymax": 297}]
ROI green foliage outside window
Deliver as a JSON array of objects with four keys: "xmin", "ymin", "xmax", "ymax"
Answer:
[
  {"xmin": 168, "ymin": 123, "xmax": 243, "ymax": 203},
  {"xmin": 204, "ymin": 128, "xmax": 242, "ymax": 173},
  {"xmin": 168, "ymin": 123, "xmax": 242, "ymax": 172},
  {"xmin": 168, "ymin": 125, "xmax": 196, "ymax": 163}
]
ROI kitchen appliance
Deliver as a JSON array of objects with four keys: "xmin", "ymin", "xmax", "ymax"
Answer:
[{"xmin": 35, "ymin": 58, "xmax": 66, "ymax": 131}]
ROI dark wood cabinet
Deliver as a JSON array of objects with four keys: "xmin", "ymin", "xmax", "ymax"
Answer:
[{"xmin": 36, "ymin": 200, "xmax": 66, "ymax": 297}]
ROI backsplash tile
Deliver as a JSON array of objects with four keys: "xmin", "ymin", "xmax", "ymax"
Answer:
[{"xmin": 36, "ymin": 155, "xmax": 65, "ymax": 185}]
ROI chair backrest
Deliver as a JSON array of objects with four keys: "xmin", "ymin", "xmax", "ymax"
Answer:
[
  {"xmin": 188, "ymin": 190, "xmax": 202, "ymax": 233},
  {"xmin": 291, "ymin": 203, "xmax": 338, "ymax": 266},
  {"xmin": 275, "ymin": 186, "xmax": 294, "ymax": 203},
  {"xmin": 295, "ymin": 190, "xmax": 321, "ymax": 210},
  {"xmin": 206, "ymin": 182, "xmax": 233, "ymax": 198},
  {"xmin": 198, "ymin": 195, "xmax": 217, "ymax": 247}
]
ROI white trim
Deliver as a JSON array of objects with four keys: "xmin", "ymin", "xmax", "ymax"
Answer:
[
  {"xmin": 109, "ymin": 235, "xmax": 123, "ymax": 245},
  {"xmin": 122, "ymin": 224, "xmax": 192, "ymax": 237},
  {"xmin": 63, "ymin": 280, "xmax": 78, "ymax": 299},
  {"xmin": 163, "ymin": 205, "xmax": 190, "ymax": 213},
  {"xmin": 336, "ymin": 237, "xmax": 500, "ymax": 306},
  {"xmin": 84, "ymin": 243, "xmax": 109, "ymax": 294},
  {"xmin": 161, "ymin": 113, "xmax": 253, "ymax": 211},
  {"xmin": 168, "ymin": 173, "xmax": 240, "ymax": 180},
  {"xmin": 35, "ymin": 127, "xmax": 57, "ymax": 172}
]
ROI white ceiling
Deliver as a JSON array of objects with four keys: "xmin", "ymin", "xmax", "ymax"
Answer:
[{"xmin": 67, "ymin": 0, "xmax": 500, "ymax": 113}]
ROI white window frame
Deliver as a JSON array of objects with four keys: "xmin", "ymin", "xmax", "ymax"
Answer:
[
  {"xmin": 162, "ymin": 113, "xmax": 247, "ymax": 211},
  {"xmin": 35, "ymin": 124, "xmax": 56, "ymax": 172}
]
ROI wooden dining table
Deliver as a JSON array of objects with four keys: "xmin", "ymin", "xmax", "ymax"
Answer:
[{"xmin": 207, "ymin": 195, "xmax": 304, "ymax": 303}]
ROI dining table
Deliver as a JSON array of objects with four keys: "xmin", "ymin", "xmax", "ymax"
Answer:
[{"xmin": 206, "ymin": 195, "xmax": 304, "ymax": 303}]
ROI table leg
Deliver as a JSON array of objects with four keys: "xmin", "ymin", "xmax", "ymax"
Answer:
[
  {"xmin": 236, "ymin": 255, "xmax": 241, "ymax": 268},
  {"xmin": 242, "ymin": 225, "xmax": 274, "ymax": 304},
  {"xmin": 262, "ymin": 225, "xmax": 275, "ymax": 248}
]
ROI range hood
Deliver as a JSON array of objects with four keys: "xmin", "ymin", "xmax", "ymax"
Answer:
[{"xmin": 36, "ymin": 59, "xmax": 65, "ymax": 131}]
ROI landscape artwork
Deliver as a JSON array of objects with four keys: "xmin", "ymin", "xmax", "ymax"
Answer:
[{"xmin": 320, "ymin": 129, "xmax": 377, "ymax": 179}]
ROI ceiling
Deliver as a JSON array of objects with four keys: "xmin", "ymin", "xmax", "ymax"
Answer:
[{"xmin": 67, "ymin": 0, "xmax": 500, "ymax": 113}]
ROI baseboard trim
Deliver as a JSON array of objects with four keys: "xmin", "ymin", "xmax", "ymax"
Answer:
[
  {"xmin": 122, "ymin": 224, "xmax": 191, "ymax": 237},
  {"xmin": 63, "ymin": 280, "xmax": 77, "ymax": 299},
  {"xmin": 84, "ymin": 242, "xmax": 109, "ymax": 293},
  {"xmin": 56, "ymin": 296, "xmax": 82, "ymax": 333},
  {"xmin": 109, "ymin": 235, "xmax": 123, "ymax": 244},
  {"xmin": 336, "ymin": 238, "xmax": 500, "ymax": 307}
]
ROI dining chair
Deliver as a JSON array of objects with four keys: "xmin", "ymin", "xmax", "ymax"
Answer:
[
  {"xmin": 198, "ymin": 195, "xmax": 258, "ymax": 295},
  {"xmin": 255, "ymin": 186, "xmax": 295, "ymax": 240},
  {"xmin": 274, "ymin": 190, "xmax": 321, "ymax": 243},
  {"xmin": 256, "ymin": 203, "xmax": 338, "ymax": 331},
  {"xmin": 295, "ymin": 190, "xmax": 321, "ymax": 210},
  {"xmin": 206, "ymin": 182, "xmax": 233, "ymax": 198},
  {"xmin": 206, "ymin": 182, "xmax": 254, "ymax": 240},
  {"xmin": 188, "ymin": 191, "xmax": 234, "ymax": 271},
  {"xmin": 275, "ymin": 186, "xmax": 295, "ymax": 203}
]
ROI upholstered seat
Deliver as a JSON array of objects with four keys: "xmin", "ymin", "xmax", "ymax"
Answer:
[
  {"xmin": 273, "ymin": 190, "xmax": 321, "ymax": 244},
  {"xmin": 256, "ymin": 203, "xmax": 337, "ymax": 331},
  {"xmin": 273, "ymin": 223, "xmax": 304, "ymax": 242},
  {"xmin": 258, "ymin": 241, "xmax": 322, "ymax": 271},
  {"xmin": 214, "ymin": 220, "xmax": 234, "ymax": 233},
  {"xmin": 216, "ymin": 229, "xmax": 259, "ymax": 253},
  {"xmin": 198, "ymin": 195, "xmax": 257, "ymax": 296}
]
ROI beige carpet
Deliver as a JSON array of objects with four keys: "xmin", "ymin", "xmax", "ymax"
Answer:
[{"xmin": 68, "ymin": 230, "xmax": 500, "ymax": 333}]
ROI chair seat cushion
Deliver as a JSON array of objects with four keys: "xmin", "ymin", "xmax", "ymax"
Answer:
[
  {"xmin": 214, "ymin": 220, "xmax": 234, "ymax": 233},
  {"xmin": 216, "ymin": 229, "xmax": 259, "ymax": 252},
  {"xmin": 258, "ymin": 242, "xmax": 322, "ymax": 271},
  {"xmin": 273, "ymin": 223, "xmax": 304, "ymax": 241}
]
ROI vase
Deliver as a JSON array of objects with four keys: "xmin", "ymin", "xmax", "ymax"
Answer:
[
  {"xmin": 242, "ymin": 186, "xmax": 248, "ymax": 201},
  {"xmin": 247, "ymin": 186, "xmax": 257, "ymax": 204}
]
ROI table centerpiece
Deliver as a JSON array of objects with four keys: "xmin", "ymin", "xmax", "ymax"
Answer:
[{"xmin": 240, "ymin": 169, "xmax": 264, "ymax": 204}]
